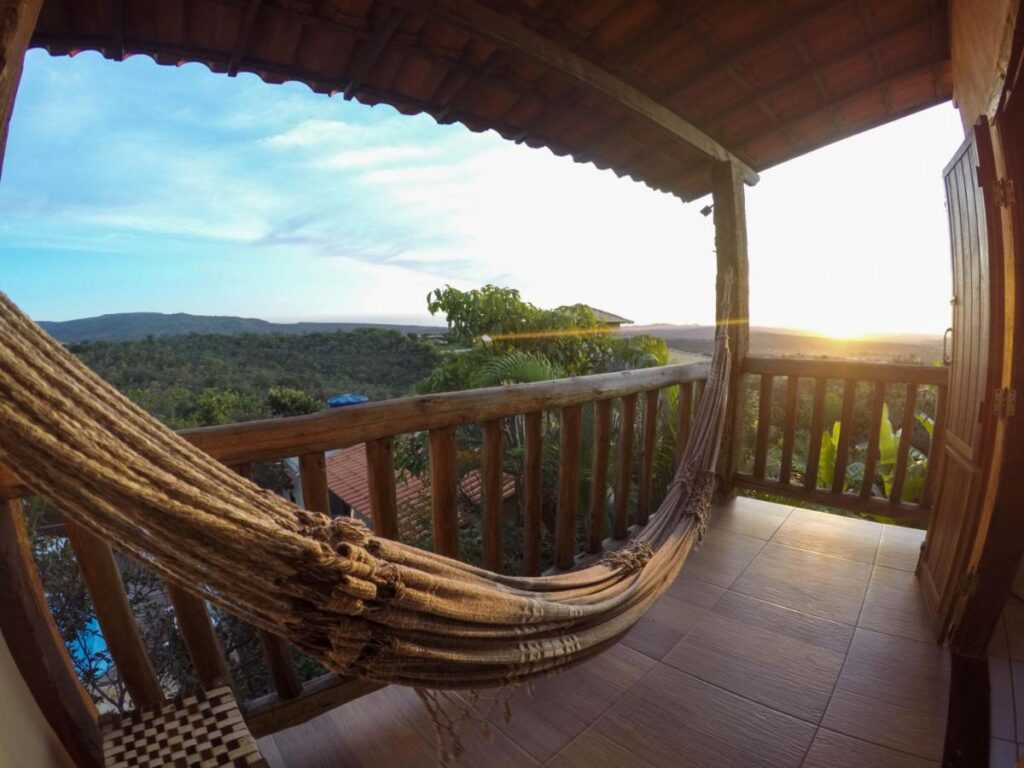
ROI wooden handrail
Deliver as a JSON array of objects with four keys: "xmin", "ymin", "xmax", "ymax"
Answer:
[{"xmin": 742, "ymin": 356, "xmax": 949, "ymax": 386}]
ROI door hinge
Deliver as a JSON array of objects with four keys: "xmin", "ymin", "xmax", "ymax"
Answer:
[
  {"xmin": 994, "ymin": 387, "xmax": 1017, "ymax": 418},
  {"xmin": 993, "ymin": 178, "xmax": 1016, "ymax": 208},
  {"xmin": 958, "ymin": 568, "xmax": 979, "ymax": 599}
]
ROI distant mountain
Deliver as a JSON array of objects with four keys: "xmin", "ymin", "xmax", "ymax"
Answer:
[
  {"xmin": 39, "ymin": 312, "xmax": 446, "ymax": 343},
  {"xmin": 624, "ymin": 324, "xmax": 944, "ymax": 363}
]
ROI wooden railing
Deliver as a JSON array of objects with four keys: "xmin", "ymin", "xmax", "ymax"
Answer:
[
  {"xmin": 0, "ymin": 360, "xmax": 709, "ymax": 756},
  {"xmin": 733, "ymin": 357, "xmax": 949, "ymax": 525}
]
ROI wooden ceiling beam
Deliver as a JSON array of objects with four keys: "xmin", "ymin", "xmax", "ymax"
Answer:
[
  {"xmin": 109, "ymin": 0, "xmax": 125, "ymax": 60},
  {"xmin": 381, "ymin": 0, "xmax": 758, "ymax": 184},
  {"xmin": 228, "ymin": 0, "xmax": 262, "ymax": 76}
]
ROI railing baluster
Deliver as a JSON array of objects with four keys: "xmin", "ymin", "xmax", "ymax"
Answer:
[
  {"xmin": 752, "ymin": 374, "xmax": 773, "ymax": 480},
  {"xmin": 556, "ymin": 405, "xmax": 582, "ymax": 570},
  {"xmin": 804, "ymin": 378, "xmax": 827, "ymax": 489},
  {"xmin": 298, "ymin": 451, "xmax": 330, "ymax": 514},
  {"xmin": 922, "ymin": 384, "xmax": 947, "ymax": 509},
  {"xmin": 231, "ymin": 463, "xmax": 302, "ymax": 701},
  {"xmin": 832, "ymin": 379, "xmax": 857, "ymax": 494},
  {"xmin": 365, "ymin": 438, "xmax": 399, "ymax": 540},
  {"xmin": 890, "ymin": 384, "xmax": 919, "ymax": 504},
  {"xmin": 613, "ymin": 394, "xmax": 637, "ymax": 539},
  {"xmin": 778, "ymin": 376, "xmax": 799, "ymax": 484},
  {"xmin": 522, "ymin": 412, "xmax": 543, "ymax": 576},
  {"xmin": 165, "ymin": 583, "xmax": 233, "ymax": 691},
  {"xmin": 63, "ymin": 517, "xmax": 165, "ymax": 709},
  {"xmin": 675, "ymin": 381, "xmax": 694, "ymax": 468},
  {"xmin": 588, "ymin": 399, "xmax": 612, "ymax": 553},
  {"xmin": 638, "ymin": 390, "xmax": 659, "ymax": 525},
  {"xmin": 860, "ymin": 383, "xmax": 887, "ymax": 500},
  {"xmin": 428, "ymin": 427, "xmax": 459, "ymax": 558},
  {"xmin": 481, "ymin": 419, "xmax": 504, "ymax": 572}
]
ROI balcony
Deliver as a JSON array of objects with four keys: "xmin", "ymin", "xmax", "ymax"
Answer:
[
  {"xmin": 0, "ymin": 352, "xmax": 952, "ymax": 766},
  {"xmin": 258, "ymin": 498, "xmax": 949, "ymax": 767}
]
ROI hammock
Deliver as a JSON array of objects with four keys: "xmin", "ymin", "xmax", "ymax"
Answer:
[{"xmin": 0, "ymin": 292, "xmax": 729, "ymax": 691}]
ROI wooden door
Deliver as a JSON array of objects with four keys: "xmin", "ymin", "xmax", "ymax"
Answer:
[{"xmin": 918, "ymin": 122, "xmax": 1003, "ymax": 642}]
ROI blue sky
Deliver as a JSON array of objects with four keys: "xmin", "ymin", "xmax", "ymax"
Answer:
[{"xmin": 1, "ymin": 50, "xmax": 965, "ymax": 335}]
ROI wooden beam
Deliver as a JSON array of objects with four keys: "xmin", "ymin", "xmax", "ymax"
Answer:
[
  {"xmin": 480, "ymin": 419, "xmax": 503, "ymax": 572},
  {"xmin": 613, "ymin": 394, "xmax": 637, "ymax": 539},
  {"xmin": 383, "ymin": 0, "xmax": 758, "ymax": 183},
  {"xmin": 587, "ymin": 399, "xmax": 612, "ymax": 553},
  {"xmin": 228, "ymin": 0, "xmax": 262, "ymax": 76},
  {"xmin": 109, "ymin": 0, "xmax": 125, "ymax": 60},
  {"xmin": 298, "ymin": 451, "xmax": 330, "ymax": 515},
  {"xmin": 428, "ymin": 426, "xmax": 459, "ymax": 558},
  {"xmin": 555, "ymin": 405, "xmax": 581, "ymax": 570},
  {"xmin": 522, "ymin": 412, "xmax": 543, "ymax": 576},
  {"xmin": 637, "ymin": 389, "xmax": 659, "ymax": 525},
  {"xmin": 0, "ymin": 0, "xmax": 43, "ymax": 179},
  {"xmin": 742, "ymin": 356, "xmax": 949, "ymax": 386},
  {"xmin": 713, "ymin": 160, "xmax": 750, "ymax": 495},
  {"xmin": 365, "ymin": 438, "xmax": 399, "ymax": 540},
  {"xmin": 0, "ymin": 500, "xmax": 102, "ymax": 768}
]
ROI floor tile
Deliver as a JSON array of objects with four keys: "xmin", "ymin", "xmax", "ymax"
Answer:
[
  {"xmin": 679, "ymin": 528, "xmax": 766, "ymax": 588},
  {"xmin": 1004, "ymin": 598, "xmax": 1024, "ymax": 661},
  {"xmin": 990, "ymin": 738, "xmax": 1020, "ymax": 768},
  {"xmin": 859, "ymin": 566, "xmax": 935, "ymax": 643},
  {"xmin": 709, "ymin": 496, "xmax": 792, "ymax": 540},
  {"xmin": 1013, "ymin": 660, "xmax": 1024, "ymax": 745},
  {"xmin": 600, "ymin": 665, "xmax": 815, "ymax": 767},
  {"xmin": 489, "ymin": 642, "xmax": 654, "ymax": 763},
  {"xmin": 822, "ymin": 629, "xmax": 950, "ymax": 760},
  {"xmin": 770, "ymin": 507, "xmax": 881, "ymax": 564},
  {"xmin": 663, "ymin": 591, "xmax": 849, "ymax": 721},
  {"xmin": 877, "ymin": 525, "xmax": 926, "ymax": 572},
  {"xmin": 990, "ymin": 655, "xmax": 1017, "ymax": 741},
  {"xmin": 990, "ymin": 615, "xmax": 1011, "ymax": 658},
  {"xmin": 803, "ymin": 728, "xmax": 938, "ymax": 767},
  {"xmin": 620, "ymin": 590, "xmax": 712, "ymax": 660},
  {"xmin": 663, "ymin": 571, "xmax": 726, "ymax": 607},
  {"xmin": 547, "ymin": 730, "xmax": 657, "ymax": 768},
  {"xmin": 730, "ymin": 543, "xmax": 873, "ymax": 625}
]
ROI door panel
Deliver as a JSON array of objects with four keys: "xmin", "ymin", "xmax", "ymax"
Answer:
[{"xmin": 918, "ymin": 121, "xmax": 1001, "ymax": 641}]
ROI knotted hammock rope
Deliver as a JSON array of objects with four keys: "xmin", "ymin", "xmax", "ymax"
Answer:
[{"xmin": 0, "ymin": 292, "xmax": 729, "ymax": 690}]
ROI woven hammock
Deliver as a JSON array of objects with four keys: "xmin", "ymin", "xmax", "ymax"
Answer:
[{"xmin": 0, "ymin": 292, "xmax": 729, "ymax": 691}]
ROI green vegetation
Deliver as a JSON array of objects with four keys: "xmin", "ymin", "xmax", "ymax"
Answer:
[{"xmin": 68, "ymin": 328, "xmax": 440, "ymax": 427}]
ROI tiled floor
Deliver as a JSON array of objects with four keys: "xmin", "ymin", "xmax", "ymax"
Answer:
[
  {"xmin": 988, "ymin": 594, "xmax": 1024, "ymax": 766},
  {"xmin": 258, "ymin": 498, "xmax": 950, "ymax": 767}
]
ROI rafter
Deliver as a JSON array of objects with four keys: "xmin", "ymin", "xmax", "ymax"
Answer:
[
  {"xmin": 343, "ymin": 7, "xmax": 405, "ymax": 99},
  {"xmin": 731, "ymin": 60, "xmax": 947, "ymax": 153},
  {"xmin": 382, "ymin": 0, "xmax": 758, "ymax": 183},
  {"xmin": 109, "ymin": 0, "xmax": 125, "ymax": 60},
  {"xmin": 705, "ymin": 11, "xmax": 941, "ymax": 131},
  {"xmin": 228, "ymin": 0, "xmax": 262, "ymax": 77}
]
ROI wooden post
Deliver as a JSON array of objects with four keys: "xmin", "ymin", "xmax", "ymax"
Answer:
[
  {"xmin": 587, "ymin": 399, "xmax": 612, "ymax": 553},
  {"xmin": 0, "ymin": 0, "xmax": 43, "ymax": 178},
  {"xmin": 481, "ymin": 419, "xmax": 503, "ymax": 572},
  {"xmin": 165, "ymin": 583, "xmax": 233, "ymax": 692},
  {"xmin": 63, "ymin": 518, "xmax": 165, "ymax": 709},
  {"xmin": 613, "ymin": 394, "xmax": 637, "ymax": 539},
  {"xmin": 637, "ymin": 390, "xmax": 659, "ymax": 525},
  {"xmin": 298, "ymin": 452, "xmax": 330, "ymax": 514},
  {"xmin": 0, "ymin": 500, "xmax": 102, "ymax": 768},
  {"xmin": 712, "ymin": 160, "xmax": 750, "ymax": 497},
  {"xmin": 555, "ymin": 405, "xmax": 581, "ymax": 570},
  {"xmin": 365, "ymin": 439, "xmax": 399, "ymax": 540},
  {"xmin": 428, "ymin": 426, "xmax": 459, "ymax": 557},
  {"xmin": 522, "ymin": 412, "xmax": 543, "ymax": 576}
]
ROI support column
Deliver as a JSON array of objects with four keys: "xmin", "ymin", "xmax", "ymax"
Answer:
[
  {"xmin": 0, "ymin": 0, "xmax": 43, "ymax": 178},
  {"xmin": 712, "ymin": 161, "xmax": 750, "ymax": 497}
]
